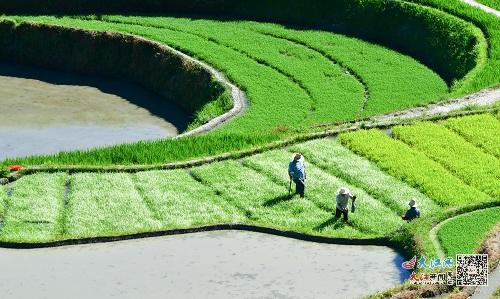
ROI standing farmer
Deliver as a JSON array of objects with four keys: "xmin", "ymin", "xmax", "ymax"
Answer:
[
  {"xmin": 335, "ymin": 187, "xmax": 356, "ymax": 222},
  {"xmin": 288, "ymin": 153, "xmax": 306, "ymax": 198}
]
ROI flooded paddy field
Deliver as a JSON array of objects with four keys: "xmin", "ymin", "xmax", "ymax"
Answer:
[
  {"xmin": 0, "ymin": 231, "xmax": 409, "ymax": 299},
  {"xmin": 0, "ymin": 63, "xmax": 189, "ymax": 160}
]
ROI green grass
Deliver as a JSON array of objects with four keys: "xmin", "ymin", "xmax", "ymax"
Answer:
[
  {"xmin": 338, "ymin": 129, "xmax": 490, "ymax": 207},
  {"xmin": 437, "ymin": 207, "xmax": 500, "ymax": 257},
  {"xmin": 444, "ymin": 113, "xmax": 500, "ymax": 158},
  {"xmin": 408, "ymin": 0, "xmax": 498, "ymax": 94},
  {"xmin": 134, "ymin": 169, "xmax": 244, "ymax": 227},
  {"xmin": 65, "ymin": 173, "xmax": 158, "ymax": 239},
  {"xmin": 393, "ymin": 122, "xmax": 500, "ymax": 198},
  {"xmin": 191, "ymin": 160, "xmax": 365, "ymax": 238},
  {"xmin": 243, "ymin": 150, "xmax": 402, "ymax": 236},
  {"xmin": 0, "ymin": 173, "xmax": 67, "ymax": 243},
  {"xmin": 0, "ymin": 185, "xmax": 7, "ymax": 220},
  {"xmin": 0, "ymin": 14, "xmax": 451, "ymax": 167},
  {"xmin": 476, "ymin": 0, "xmax": 500, "ymax": 10},
  {"xmin": 290, "ymin": 138, "xmax": 439, "ymax": 214}
]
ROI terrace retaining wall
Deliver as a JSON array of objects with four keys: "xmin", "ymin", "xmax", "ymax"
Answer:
[{"xmin": 0, "ymin": 19, "xmax": 226, "ymax": 116}]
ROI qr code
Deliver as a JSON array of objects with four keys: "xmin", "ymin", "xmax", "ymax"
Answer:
[{"xmin": 456, "ymin": 254, "xmax": 488, "ymax": 286}]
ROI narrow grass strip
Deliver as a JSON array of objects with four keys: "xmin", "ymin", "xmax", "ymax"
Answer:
[
  {"xmin": 338, "ymin": 130, "xmax": 490, "ymax": 207},
  {"xmin": 0, "ymin": 173, "xmax": 66, "ymax": 243},
  {"xmin": 134, "ymin": 169, "xmax": 244, "ymax": 228},
  {"xmin": 393, "ymin": 122, "xmax": 500, "ymax": 198},
  {"xmin": 437, "ymin": 207, "xmax": 500, "ymax": 257},
  {"xmin": 244, "ymin": 150, "xmax": 401, "ymax": 236},
  {"xmin": 191, "ymin": 160, "xmax": 363, "ymax": 238},
  {"xmin": 444, "ymin": 113, "xmax": 500, "ymax": 158},
  {"xmin": 290, "ymin": 138, "xmax": 439, "ymax": 215},
  {"xmin": 65, "ymin": 173, "xmax": 158, "ymax": 239}
]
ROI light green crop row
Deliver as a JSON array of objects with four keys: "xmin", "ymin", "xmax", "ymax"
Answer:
[
  {"xmin": 444, "ymin": 113, "xmax": 500, "ymax": 158},
  {"xmin": 191, "ymin": 160, "xmax": 367, "ymax": 238},
  {"xmin": 243, "ymin": 150, "xmax": 401, "ymax": 236},
  {"xmin": 438, "ymin": 207, "xmax": 500, "ymax": 257},
  {"xmin": 134, "ymin": 170, "xmax": 244, "ymax": 228},
  {"xmin": 290, "ymin": 138, "xmax": 439, "ymax": 214},
  {"xmin": 0, "ymin": 173, "xmax": 67, "ymax": 243},
  {"xmin": 393, "ymin": 122, "xmax": 500, "ymax": 198},
  {"xmin": 338, "ymin": 130, "xmax": 490, "ymax": 207}
]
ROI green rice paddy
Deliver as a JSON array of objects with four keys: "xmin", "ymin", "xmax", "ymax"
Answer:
[
  {"xmin": 438, "ymin": 207, "xmax": 500, "ymax": 257},
  {"xmin": 0, "ymin": 4, "xmax": 499, "ymax": 296},
  {"xmin": 1, "ymin": 114, "xmax": 498, "ymax": 253}
]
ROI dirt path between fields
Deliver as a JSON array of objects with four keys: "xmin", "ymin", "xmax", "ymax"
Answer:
[
  {"xmin": 0, "ymin": 230, "xmax": 409, "ymax": 299},
  {"xmin": 369, "ymin": 87, "xmax": 500, "ymax": 123},
  {"xmin": 461, "ymin": 0, "xmax": 500, "ymax": 17}
]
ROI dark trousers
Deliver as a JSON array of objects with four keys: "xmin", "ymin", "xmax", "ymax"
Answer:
[
  {"xmin": 294, "ymin": 179, "xmax": 305, "ymax": 198},
  {"xmin": 335, "ymin": 207, "xmax": 349, "ymax": 221}
]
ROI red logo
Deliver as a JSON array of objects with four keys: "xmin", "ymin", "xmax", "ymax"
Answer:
[{"xmin": 402, "ymin": 256, "xmax": 417, "ymax": 270}]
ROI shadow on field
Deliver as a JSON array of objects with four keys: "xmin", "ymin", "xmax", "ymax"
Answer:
[
  {"xmin": 263, "ymin": 194, "xmax": 293, "ymax": 207},
  {"xmin": 0, "ymin": 63, "xmax": 190, "ymax": 131},
  {"xmin": 314, "ymin": 217, "xmax": 345, "ymax": 232}
]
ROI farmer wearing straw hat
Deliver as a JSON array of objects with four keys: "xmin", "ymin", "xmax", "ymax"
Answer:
[
  {"xmin": 335, "ymin": 187, "xmax": 356, "ymax": 222},
  {"xmin": 288, "ymin": 153, "xmax": 306, "ymax": 198},
  {"xmin": 402, "ymin": 199, "xmax": 420, "ymax": 221}
]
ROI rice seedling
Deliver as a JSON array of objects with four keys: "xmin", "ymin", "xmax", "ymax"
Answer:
[
  {"xmin": 244, "ymin": 150, "xmax": 401, "ymax": 236},
  {"xmin": 191, "ymin": 160, "xmax": 365, "ymax": 238},
  {"xmin": 133, "ymin": 169, "xmax": 244, "ymax": 228},
  {"xmin": 64, "ymin": 173, "xmax": 158, "ymax": 239},
  {"xmin": 444, "ymin": 113, "xmax": 500, "ymax": 158},
  {"xmin": 437, "ymin": 207, "xmax": 500, "ymax": 257},
  {"xmin": 290, "ymin": 138, "xmax": 439, "ymax": 214},
  {"xmin": 242, "ymin": 21, "xmax": 448, "ymax": 116},
  {"xmin": 393, "ymin": 122, "xmax": 500, "ymax": 198},
  {"xmin": 338, "ymin": 129, "xmax": 490, "ymax": 207},
  {"xmin": 0, "ymin": 173, "xmax": 67, "ymax": 243}
]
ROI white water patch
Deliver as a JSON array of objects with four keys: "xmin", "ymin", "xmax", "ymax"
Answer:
[{"xmin": 0, "ymin": 231, "xmax": 409, "ymax": 299}]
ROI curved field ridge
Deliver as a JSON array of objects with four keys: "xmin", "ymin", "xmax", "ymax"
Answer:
[
  {"xmin": 0, "ymin": 20, "xmax": 237, "ymax": 132},
  {"xmin": 437, "ymin": 207, "xmax": 500, "ymax": 257}
]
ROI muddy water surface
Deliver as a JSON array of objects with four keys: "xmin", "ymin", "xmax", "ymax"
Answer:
[
  {"xmin": 0, "ymin": 63, "xmax": 189, "ymax": 160},
  {"xmin": 0, "ymin": 231, "xmax": 410, "ymax": 299}
]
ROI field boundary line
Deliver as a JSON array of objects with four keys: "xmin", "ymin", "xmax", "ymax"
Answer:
[
  {"xmin": 9, "ymin": 104, "xmax": 497, "ymax": 176},
  {"xmin": 253, "ymin": 30, "xmax": 370, "ymax": 116},
  {"xmin": 461, "ymin": 0, "xmax": 500, "ymax": 17},
  {"xmin": 0, "ymin": 223, "xmax": 402, "ymax": 251},
  {"xmin": 429, "ymin": 206, "xmax": 500, "ymax": 260},
  {"xmin": 93, "ymin": 17, "xmax": 316, "ymax": 121}
]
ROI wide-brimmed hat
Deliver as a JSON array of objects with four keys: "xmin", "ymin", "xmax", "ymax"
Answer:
[
  {"xmin": 338, "ymin": 187, "xmax": 350, "ymax": 195},
  {"xmin": 291, "ymin": 153, "xmax": 304, "ymax": 162},
  {"xmin": 409, "ymin": 199, "xmax": 417, "ymax": 207}
]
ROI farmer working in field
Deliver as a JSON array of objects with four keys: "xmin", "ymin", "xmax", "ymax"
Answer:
[
  {"xmin": 335, "ymin": 187, "xmax": 356, "ymax": 222},
  {"xmin": 288, "ymin": 153, "xmax": 306, "ymax": 198},
  {"xmin": 401, "ymin": 199, "xmax": 420, "ymax": 221}
]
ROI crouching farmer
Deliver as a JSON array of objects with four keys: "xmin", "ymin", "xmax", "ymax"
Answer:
[
  {"xmin": 335, "ymin": 187, "xmax": 356, "ymax": 222},
  {"xmin": 288, "ymin": 153, "xmax": 306, "ymax": 198},
  {"xmin": 401, "ymin": 199, "xmax": 420, "ymax": 221}
]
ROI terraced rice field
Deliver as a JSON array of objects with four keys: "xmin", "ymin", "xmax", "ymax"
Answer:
[
  {"xmin": 1, "ymin": 113, "xmax": 498, "ymax": 248},
  {"xmin": 437, "ymin": 207, "xmax": 500, "ymax": 257},
  {"xmin": 6, "ymin": 15, "xmax": 448, "ymax": 131}
]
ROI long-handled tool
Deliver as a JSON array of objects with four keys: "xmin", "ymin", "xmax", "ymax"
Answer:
[{"xmin": 288, "ymin": 175, "xmax": 293, "ymax": 196}]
